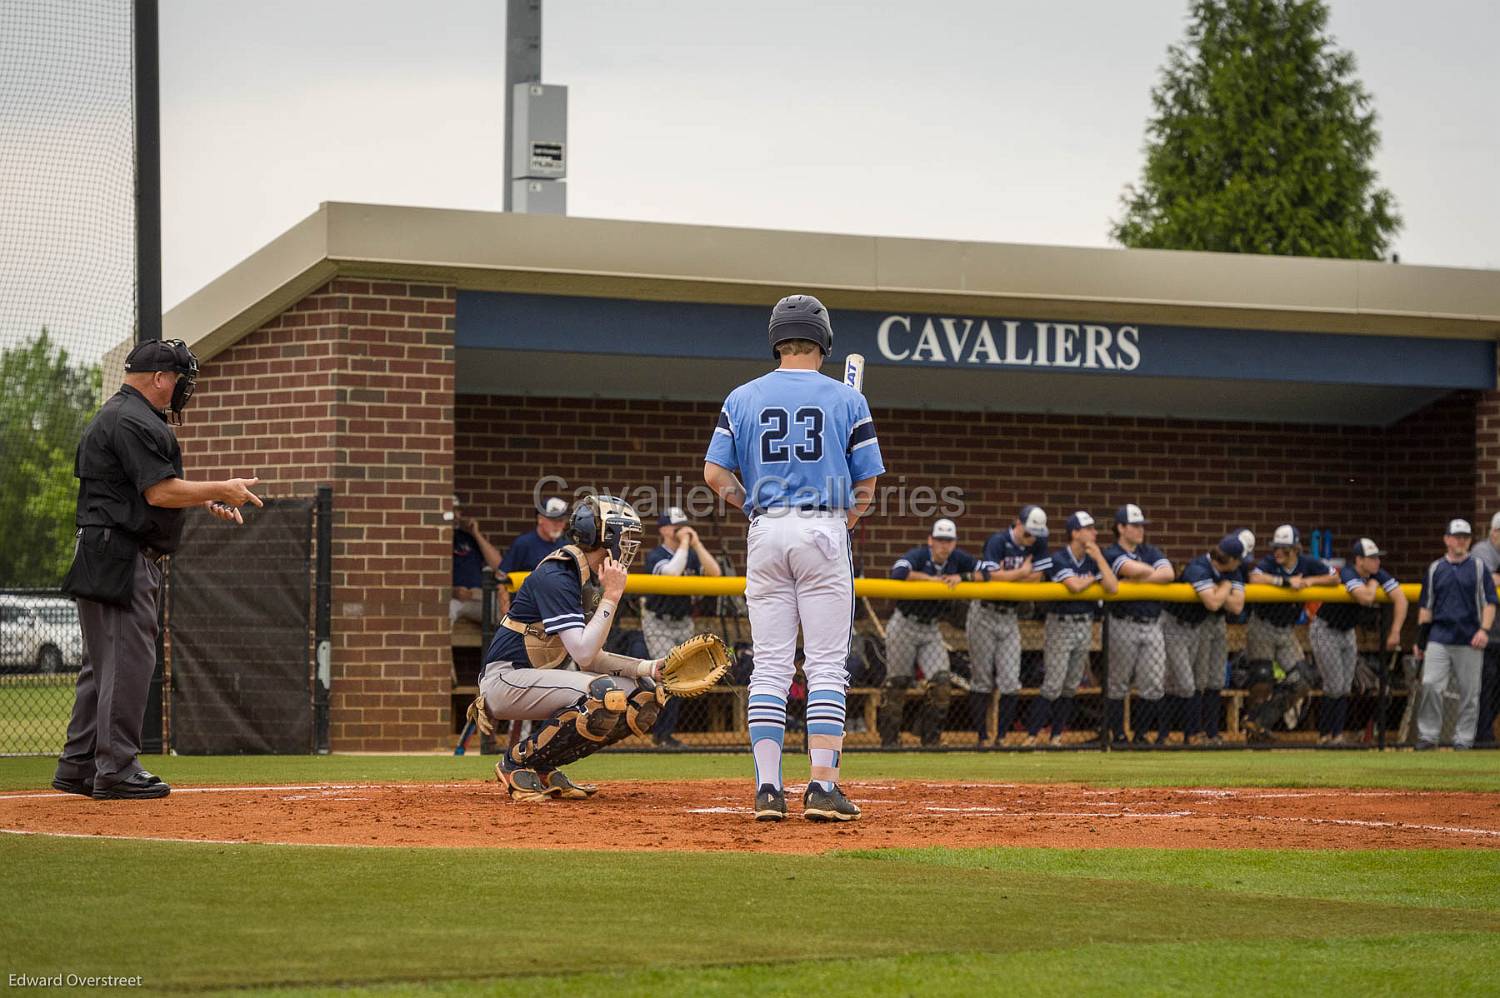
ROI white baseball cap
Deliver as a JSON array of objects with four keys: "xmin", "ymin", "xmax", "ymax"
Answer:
[
  {"xmin": 931, "ymin": 518, "xmax": 958, "ymax": 540},
  {"xmin": 1238, "ymin": 529, "xmax": 1256, "ymax": 556},
  {"xmin": 1271, "ymin": 524, "xmax": 1299, "ymax": 548},
  {"xmin": 1115, "ymin": 504, "xmax": 1148, "ymax": 525},
  {"xmin": 538, "ymin": 496, "xmax": 569, "ymax": 519},
  {"xmin": 1352, "ymin": 537, "xmax": 1386, "ymax": 559},
  {"xmin": 1448, "ymin": 518, "xmax": 1473, "ymax": 536},
  {"xmin": 1019, "ymin": 505, "xmax": 1049, "ymax": 539},
  {"xmin": 1066, "ymin": 511, "xmax": 1095, "ymax": 532},
  {"xmin": 1491, "ymin": 512, "xmax": 1500, "ymax": 532},
  {"xmin": 658, "ymin": 506, "xmax": 689, "ymax": 526}
]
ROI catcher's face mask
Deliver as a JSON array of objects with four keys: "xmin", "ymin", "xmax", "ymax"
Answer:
[{"xmin": 568, "ymin": 494, "xmax": 643, "ymax": 568}]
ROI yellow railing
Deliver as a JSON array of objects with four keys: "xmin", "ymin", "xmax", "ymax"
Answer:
[{"xmin": 503, "ymin": 572, "xmax": 1416, "ymax": 604}]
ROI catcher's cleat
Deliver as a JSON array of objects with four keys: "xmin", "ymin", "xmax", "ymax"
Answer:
[
  {"xmin": 495, "ymin": 759, "xmax": 551, "ymax": 802},
  {"xmin": 754, "ymin": 784, "xmax": 787, "ymax": 822},
  {"xmin": 802, "ymin": 783, "xmax": 861, "ymax": 823},
  {"xmin": 542, "ymin": 769, "xmax": 598, "ymax": 799}
]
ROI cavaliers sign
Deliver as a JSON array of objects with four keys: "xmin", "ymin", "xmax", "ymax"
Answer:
[{"xmin": 876, "ymin": 315, "xmax": 1141, "ymax": 370}]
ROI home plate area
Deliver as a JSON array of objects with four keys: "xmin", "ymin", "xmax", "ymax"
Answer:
[{"xmin": 3, "ymin": 781, "xmax": 1498, "ymax": 853}]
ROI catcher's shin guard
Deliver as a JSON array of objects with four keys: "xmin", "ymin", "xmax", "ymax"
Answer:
[
  {"xmin": 918, "ymin": 672, "xmax": 954, "ymax": 746},
  {"xmin": 510, "ymin": 677, "xmax": 662, "ymax": 773},
  {"xmin": 877, "ymin": 677, "xmax": 911, "ymax": 747}
]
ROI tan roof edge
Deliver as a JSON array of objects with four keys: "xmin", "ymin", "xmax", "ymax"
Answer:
[{"xmin": 163, "ymin": 201, "xmax": 1500, "ymax": 361}]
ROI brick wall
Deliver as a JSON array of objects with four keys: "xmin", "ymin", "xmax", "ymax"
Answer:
[
  {"xmin": 177, "ymin": 279, "xmax": 455, "ymax": 751},
  {"xmin": 457, "ymin": 392, "xmax": 1478, "ymax": 584}
]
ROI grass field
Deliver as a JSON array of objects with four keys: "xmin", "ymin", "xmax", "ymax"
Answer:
[
  {"xmin": 4, "ymin": 752, "xmax": 1499, "ymax": 995},
  {"xmin": 0, "ymin": 675, "xmax": 73, "ymax": 755}
]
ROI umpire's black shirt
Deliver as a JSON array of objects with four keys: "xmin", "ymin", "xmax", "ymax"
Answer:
[{"xmin": 75, "ymin": 385, "xmax": 186, "ymax": 553}]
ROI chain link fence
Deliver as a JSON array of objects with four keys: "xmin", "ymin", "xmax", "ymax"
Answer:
[{"xmin": 0, "ymin": 589, "xmax": 84, "ymax": 755}]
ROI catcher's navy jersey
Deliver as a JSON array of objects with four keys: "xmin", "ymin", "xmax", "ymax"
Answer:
[
  {"xmin": 891, "ymin": 545, "xmax": 978, "ymax": 622},
  {"xmin": 483, "ymin": 559, "xmax": 585, "ymax": 667},
  {"xmin": 1250, "ymin": 553, "xmax": 1330, "ymax": 627},
  {"xmin": 705, "ymin": 369, "xmax": 884, "ymax": 517}
]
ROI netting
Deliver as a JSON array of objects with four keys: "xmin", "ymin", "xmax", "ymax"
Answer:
[{"xmin": 0, "ymin": 0, "xmax": 135, "ymax": 589}]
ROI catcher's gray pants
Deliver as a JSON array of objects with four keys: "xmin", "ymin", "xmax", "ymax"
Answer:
[
  {"xmin": 966, "ymin": 602, "xmax": 1022, "ymax": 694},
  {"xmin": 1246, "ymin": 615, "xmax": 1305, "ymax": 666},
  {"xmin": 480, "ymin": 662, "xmax": 644, "ymax": 720},
  {"xmin": 1418, "ymin": 643, "xmax": 1484, "ymax": 748},
  {"xmin": 1309, "ymin": 618, "xmax": 1357, "ymax": 696},
  {"xmin": 1163, "ymin": 615, "xmax": 1227, "ymax": 696},
  {"xmin": 1041, "ymin": 614, "xmax": 1092, "ymax": 700},
  {"xmin": 1107, "ymin": 616, "xmax": 1165, "ymax": 700},
  {"xmin": 55, "ymin": 551, "xmax": 161, "ymax": 791},
  {"xmin": 642, "ymin": 610, "xmax": 693, "ymax": 659},
  {"xmin": 885, "ymin": 610, "xmax": 948, "ymax": 681}
]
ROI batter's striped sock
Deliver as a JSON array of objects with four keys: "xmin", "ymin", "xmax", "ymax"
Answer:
[
  {"xmin": 748, "ymin": 693, "xmax": 787, "ymax": 792},
  {"xmin": 806, "ymin": 688, "xmax": 847, "ymax": 791}
]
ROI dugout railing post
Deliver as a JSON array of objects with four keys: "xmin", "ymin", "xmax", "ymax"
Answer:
[{"xmin": 313, "ymin": 485, "xmax": 333, "ymax": 754}]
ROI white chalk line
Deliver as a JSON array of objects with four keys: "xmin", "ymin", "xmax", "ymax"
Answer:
[{"xmin": 0, "ymin": 781, "xmax": 481, "ymax": 802}]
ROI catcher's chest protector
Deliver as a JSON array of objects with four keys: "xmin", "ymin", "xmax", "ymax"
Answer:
[{"xmin": 503, "ymin": 545, "xmax": 603, "ymax": 669}]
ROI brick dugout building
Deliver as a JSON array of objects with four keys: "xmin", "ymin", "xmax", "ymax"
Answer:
[{"xmin": 152, "ymin": 203, "xmax": 1500, "ymax": 751}]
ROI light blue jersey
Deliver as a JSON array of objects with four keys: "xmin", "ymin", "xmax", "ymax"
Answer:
[{"xmin": 705, "ymin": 369, "xmax": 884, "ymax": 517}]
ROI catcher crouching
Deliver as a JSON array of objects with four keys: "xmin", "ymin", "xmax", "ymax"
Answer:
[{"xmin": 470, "ymin": 493, "xmax": 730, "ymax": 801}]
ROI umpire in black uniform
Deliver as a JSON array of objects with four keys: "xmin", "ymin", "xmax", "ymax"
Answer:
[{"xmin": 53, "ymin": 339, "xmax": 262, "ymax": 800}]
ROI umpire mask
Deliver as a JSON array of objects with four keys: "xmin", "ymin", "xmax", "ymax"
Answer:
[{"xmin": 124, "ymin": 338, "xmax": 199, "ymax": 425}]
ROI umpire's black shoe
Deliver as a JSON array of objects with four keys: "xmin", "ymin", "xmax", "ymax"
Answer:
[
  {"xmin": 754, "ymin": 784, "xmax": 787, "ymax": 822},
  {"xmin": 802, "ymin": 782, "xmax": 861, "ymax": 822},
  {"xmin": 51, "ymin": 776, "xmax": 93, "ymax": 797},
  {"xmin": 92, "ymin": 772, "xmax": 171, "ymax": 800}
]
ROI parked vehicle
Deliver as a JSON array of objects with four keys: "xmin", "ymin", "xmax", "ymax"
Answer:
[{"xmin": 0, "ymin": 594, "xmax": 84, "ymax": 673}]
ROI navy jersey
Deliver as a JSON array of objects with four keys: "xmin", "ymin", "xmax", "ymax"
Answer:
[
  {"xmin": 1167, "ymin": 554, "xmax": 1246, "ymax": 625},
  {"xmin": 644, "ymin": 543, "xmax": 702, "ymax": 618},
  {"xmin": 1318, "ymin": 565, "xmax": 1399, "ymax": 631},
  {"xmin": 453, "ymin": 529, "xmax": 486, "ymax": 588},
  {"xmin": 705, "ymin": 369, "xmax": 885, "ymax": 517},
  {"xmin": 1045, "ymin": 545, "xmax": 1103, "ymax": 617},
  {"xmin": 1250, "ymin": 554, "xmax": 1330, "ymax": 627},
  {"xmin": 499, "ymin": 529, "xmax": 567, "ymax": 574},
  {"xmin": 483, "ymin": 559, "xmax": 586, "ymax": 667},
  {"xmin": 978, "ymin": 529, "xmax": 1051, "ymax": 604},
  {"xmin": 1103, "ymin": 541, "xmax": 1172, "ymax": 620},
  {"xmin": 1418, "ymin": 557, "xmax": 1498, "ymax": 645},
  {"xmin": 891, "ymin": 545, "xmax": 978, "ymax": 623}
]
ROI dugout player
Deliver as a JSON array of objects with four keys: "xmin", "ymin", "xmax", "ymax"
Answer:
[
  {"xmin": 54, "ymin": 339, "xmax": 262, "ymax": 800},
  {"xmin": 704, "ymin": 293, "xmax": 883, "ymax": 822},
  {"xmin": 968, "ymin": 506, "xmax": 1051, "ymax": 746},
  {"xmin": 451, "ymin": 497, "xmax": 502, "ymax": 624},
  {"xmin": 475, "ymin": 493, "xmax": 667, "ymax": 801},
  {"xmin": 1103, "ymin": 504, "xmax": 1174, "ymax": 744},
  {"xmin": 642, "ymin": 506, "xmax": 723, "ymax": 748},
  {"xmin": 1242, "ymin": 525, "xmax": 1335, "ymax": 739},
  {"xmin": 1161, "ymin": 534, "xmax": 1247, "ymax": 745},
  {"xmin": 1469, "ymin": 513, "xmax": 1500, "ymax": 745},
  {"xmin": 1414, "ymin": 520, "xmax": 1497, "ymax": 750},
  {"xmin": 885, "ymin": 519, "xmax": 978, "ymax": 748},
  {"xmin": 1028, "ymin": 512, "xmax": 1117, "ymax": 746}
]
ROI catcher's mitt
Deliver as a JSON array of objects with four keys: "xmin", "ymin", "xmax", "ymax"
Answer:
[{"xmin": 658, "ymin": 632, "xmax": 732, "ymax": 698}]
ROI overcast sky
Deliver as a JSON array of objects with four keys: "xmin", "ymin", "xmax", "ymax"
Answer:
[{"xmin": 3, "ymin": 1, "xmax": 1497, "ymax": 358}]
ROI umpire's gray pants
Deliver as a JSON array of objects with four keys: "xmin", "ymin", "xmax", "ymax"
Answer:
[
  {"xmin": 966, "ymin": 602, "xmax": 1022, "ymax": 694},
  {"xmin": 55, "ymin": 551, "xmax": 161, "ymax": 790},
  {"xmin": 1041, "ymin": 614, "xmax": 1092, "ymax": 700},
  {"xmin": 885, "ymin": 610, "xmax": 948, "ymax": 681},
  {"xmin": 1309, "ymin": 618, "xmax": 1357, "ymax": 696},
  {"xmin": 1418, "ymin": 643, "xmax": 1484, "ymax": 748},
  {"xmin": 1107, "ymin": 616, "xmax": 1165, "ymax": 700}
]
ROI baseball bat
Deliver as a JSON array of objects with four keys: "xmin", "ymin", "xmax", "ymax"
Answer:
[
  {"xmin": 454, "ymin": 719, "xmax": 476, "ymax": 755},
  {"xmin": 844, "ymin": 352, "xmax": 866, "ymax": 392}
]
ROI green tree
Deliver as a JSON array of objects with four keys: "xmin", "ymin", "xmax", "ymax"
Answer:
[
  {"xmin": 1112, "ymin": 0, "xmax": 1399, "ymax": 258},
  {"xmin": 0, "ymin": 330, "xmax": 101, "ymax": 586}
]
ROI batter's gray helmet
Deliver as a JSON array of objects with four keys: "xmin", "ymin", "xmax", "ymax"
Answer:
[{"xmin": 768, "ymin": 294, "xmax": 833, "ymax": 358}]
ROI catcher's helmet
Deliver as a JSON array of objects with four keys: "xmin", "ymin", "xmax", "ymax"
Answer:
[
  {"xmin": 767, "ymin": 294, "xmax": 833, "ymax": 359},
  {"xmin": 568, "ymin": 494, "xmax": 644, "ymax": 568}
]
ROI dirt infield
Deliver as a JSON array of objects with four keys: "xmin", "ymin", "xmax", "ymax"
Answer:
[{"xmin": 3, "ymin": 780, "xmax": 1499, "ymax": 852}]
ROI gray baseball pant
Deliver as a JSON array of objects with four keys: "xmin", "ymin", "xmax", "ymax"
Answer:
[{"xmin": 1417, "ymin": 643, "xmax": 1484, "ymax": 748}]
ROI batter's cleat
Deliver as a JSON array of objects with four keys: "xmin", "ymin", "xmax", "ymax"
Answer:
[
  {"xmin": 495, "ymin": 759, "xmax": 551, "ymax": 802},
  {"xmin": 542, "ymin": 769, "xmax": 598, "ymax": 799},
  {"xmin": 754, "ymin": 784, "xmax": 787, "ymax": 822},
  {"xmin": 802, "ymin": 783, "xmax": 861, "ymax": 822}
]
